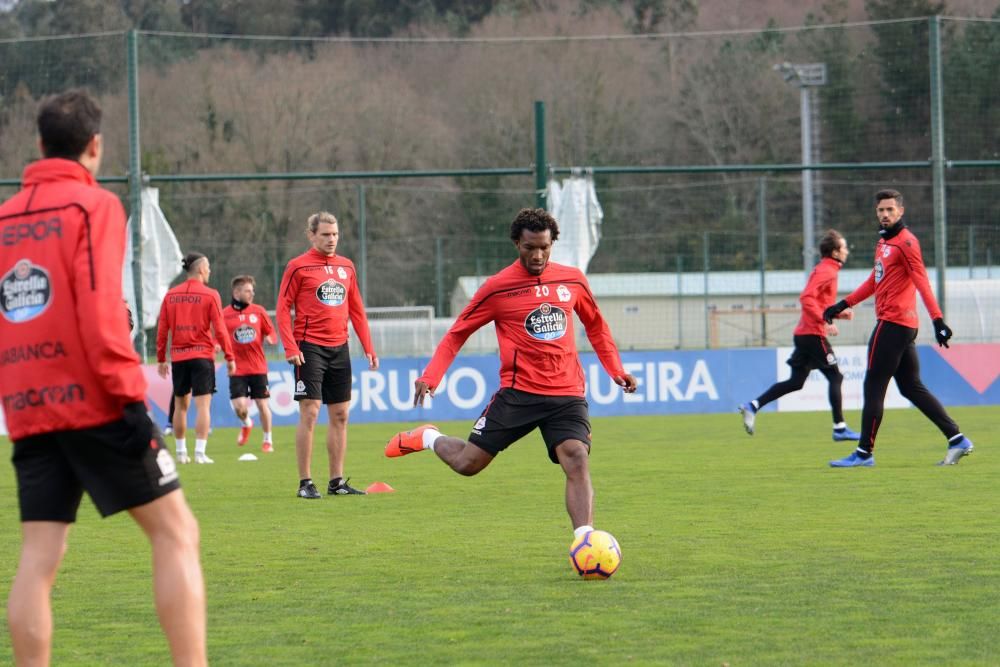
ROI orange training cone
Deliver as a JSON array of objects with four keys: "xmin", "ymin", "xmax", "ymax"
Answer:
[{"xmin": 365, "ymin": 481, "xmax": 395, "ymax": 493}]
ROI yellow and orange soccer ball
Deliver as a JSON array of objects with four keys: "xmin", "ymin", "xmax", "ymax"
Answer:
[{"xmin": 568, "ymin": 529, "xmax": 622, "ymax": 580}]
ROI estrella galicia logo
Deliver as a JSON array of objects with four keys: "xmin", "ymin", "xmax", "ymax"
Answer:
[
  {"xmin": 874, "ymin": 260, "xmax": 884, "ymax": 283},
  {"xmin": 1, "ymin": 259, "xmax": 52, "ymax": 323},
  {"xmin": 524, "ymin": 303, "xmax": 568, "ymax": 340},
  {"xmin": 316, "ymin": 279, "xmax": 346, "ymax": 307},
  {"xmin": 233, "ymin": 324, "xmax": 257, "ymax": 344}
]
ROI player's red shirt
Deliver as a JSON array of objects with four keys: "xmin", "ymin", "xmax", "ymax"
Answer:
[
  {"xmin": 221, "ymin": 303, "xmax": 275, "ymax": 376},
  {"xmin": 794, "ymin": 257, "xmax": 843, "ymax": 336},
  {"xmin": 421, "ymin": 260, "xmax": 627, "ymax": 397},
  {"xmin": 0, "ymin": 158, "xmax": 147, "ymax": 440},
  {"xmin": 156, "ymin": 279, "xmax": 234, "ymax": 363},
  {"xmin": 276, "ymin": 248, "xmax": 374, "ymax": 358},
  {"xmin": 845, "ymin": 225, "xmax": 942, "ymax": 329}
]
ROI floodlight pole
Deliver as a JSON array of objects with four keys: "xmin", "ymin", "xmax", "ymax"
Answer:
[{"xmin": 775, "ymin": 62, "xmax": 826, "ymax": 276}]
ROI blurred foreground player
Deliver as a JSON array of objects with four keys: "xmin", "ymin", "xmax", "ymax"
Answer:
[{"xmin": 0, "ymin": 89, "xmax": 206, "ymax": 666}]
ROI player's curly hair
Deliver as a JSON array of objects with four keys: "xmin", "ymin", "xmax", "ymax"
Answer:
[{"xmin": 509, "ymin": 208, "xmax": 560, "ymax": 242}]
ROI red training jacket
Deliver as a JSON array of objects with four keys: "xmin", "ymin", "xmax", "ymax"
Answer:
[
  {"xmin": 794, "ymin": 256, "xmax": 844, "ymax": 336},
  {"xmin": 0, "ymin": 158, "xmax": 146, "ymax": 440},
  {"xmin": 156, "ymin": 279, "xmax": 234, "ymax": 363},
  {"xmin": 844, "ymin": 226, "xmax": 942, "ymax": 329},
  {"xmin": 221, "ymin": 303, "xmax": 275, "ymax": 376},
  {"xmin": 421, "ymin": 260, "xmax": 627, "ymax": 397},
  {"xmin": 276, "ymin": 248, "xmax": 374, "ymax": 359}
]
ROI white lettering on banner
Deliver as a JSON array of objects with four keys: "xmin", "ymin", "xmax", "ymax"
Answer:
[
  {"xmin": 361, "ymin": 372, "xmax": 388, "ymax": 411},
  {"xmin": 444, "ymin": 367, "xmax": 487, "ymax": 410},
  {"xmin": 387, "ymin": 370, "xmax": 420, "ymax": 410},
  {"xmin": 587, "ymin": 360, "xmax": 719, "ymax": 405},
  {"xmin": 588, "ymin": 365, "xmax": 619, "ymax": 405},
  {"xmin": 685, "ymin": 360, "xmax": 719, "ymax": 400},
  {"xmin": 623, "ymin": 362, "xmax": 644, "ymax": 403}
]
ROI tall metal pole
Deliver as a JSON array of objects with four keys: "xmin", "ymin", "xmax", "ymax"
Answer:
[
  {"xmin": 758, "ymin": 177, "xmax": 768, "ymax": 345},
  {"xmin": 800, "ymin": 86, "xmax": 815, "ymax": 274},
  {"xmin": 534, "ymin": 101, "xmax": 547, "ymax": 209},
  {"xmin": 357, "ymin": 183, "xmax": 367, "ymax": 302},
  {"xmin": 929, "ymin": 15, "xmax": 947, "ymax": 314},
  {"xmin": 126, "ymin": 30, "xmax": 145, "ymax": 358}
]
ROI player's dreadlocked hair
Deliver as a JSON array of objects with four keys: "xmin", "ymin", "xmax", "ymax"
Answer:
[{"xmin": 509, "ymin": 208, "xmax": 560, "ymax": 242}]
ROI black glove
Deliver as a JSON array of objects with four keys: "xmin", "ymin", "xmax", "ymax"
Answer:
[
  {"xmin": 932, "ymin": 318, "xmax": 952, "ymax": 348},
  {"xmin": 122, "ymin": 401, "xmax": 156, "ymax": 457},
  {"xmin": 823, "ymin": 300, "xmax": 849, "ymax": 324}
]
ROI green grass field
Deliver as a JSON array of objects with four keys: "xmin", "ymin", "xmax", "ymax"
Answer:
[{"xmin": 1, "ymin": 406, "xmax": 997, "ymax": 665}]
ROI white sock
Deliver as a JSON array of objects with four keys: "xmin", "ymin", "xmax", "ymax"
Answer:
[
  {"xmin": 949, "ymin": 433, "xmax": 964, "ymax": 443},
  {"xmin": 573, "ymin": 525, "xmax": 594, "ymax": 539},
  {"xmin": 834, "ymin": 422, "xmax": 847, "ymax": 430},
  {"xmin": 175, "ymin": 437, "xmax": 187, "ymax": 454},
  {"xmin": 750, "ymin": 400, "xmax": 760, "ymax": 411},
  {"xmin": 263, "ymin": 431, "xmax": 272, "ymax": 443},
  {"xmin": 195, "ymin": 438, "xmax": 208, "ymax": 455},
  {"xmin": 422, "ymin": 428, "xmax": 443, "ymax": 450},
  {"xmin": 242, "ymin": 416, "xmax": 253, "ymax": 427}
]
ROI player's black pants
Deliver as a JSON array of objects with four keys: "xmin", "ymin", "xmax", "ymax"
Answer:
[
  {"xmin": 858, "ymin": 320, "xmax": 959, "ymax": 453},
  {"xmin": 756, "ymin": 365, "xmax": 844, "ymax": 424}
]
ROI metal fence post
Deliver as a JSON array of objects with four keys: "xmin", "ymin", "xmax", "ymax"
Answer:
[
  {"xmin": 929, "ymin": 15, "xmax": 947, "ymax": 313},
  {"xmin": 357, "ymin": 183, "xmax": 367, "ymax": 302},
  {"xmin": 126, "ymin": 30, "xmax": 145, "ymax": 359},
  {"xmin": 534, "ymin": 100, "xmax": 547, "ymax": 209},
  {"xmin": 703, "ymin": 231, "xmax": 710, "ymax": 349},
  {"xmin": 435, "ymin": 237, "xmax": 444, "ymax": 317},
  {"xmin": 758, "ymin": 176, "xmax": 768, "ymax": 345}
]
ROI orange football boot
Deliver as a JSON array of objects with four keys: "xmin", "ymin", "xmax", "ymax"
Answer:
[{"xmin": 385, "ymin": 424, "xmax": 438, "ymax": 458}]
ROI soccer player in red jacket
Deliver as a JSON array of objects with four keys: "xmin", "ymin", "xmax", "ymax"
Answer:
[
  {"xmin": 156, "ymin": 252, "xmax": 235, "ymax": 464},
  {"xmin": 277, "ymin": 212, "xmax": 378, "ymax": 499},
  {"xmin": 738, "ymin": 230, "xmax": 861, "ymax": 441},
  {"xmin": 386, "ymin": 208, "xmax": 638, "ymax": 538},
  {"xmin": 0, "ymin": 90, "xmax": 206, "ymax": 666},
  {"xmin": 824, "ymin": 189, "xmax": 974, "ymax": 467},
  {"xmin": 222, "ymin": 274, "xmax": 277, "ymax": 452}
]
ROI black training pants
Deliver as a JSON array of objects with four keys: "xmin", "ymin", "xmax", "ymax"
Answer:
[{"xmin": 858, "ymin": 320, "xmax": 959, "ymax": 452}]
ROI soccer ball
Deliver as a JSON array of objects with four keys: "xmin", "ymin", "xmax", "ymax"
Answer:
[{"xmin": 569, "ymin": 530, "xmax": 622, "ymax": 580}]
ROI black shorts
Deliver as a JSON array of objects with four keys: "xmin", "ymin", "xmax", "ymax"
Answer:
[
  {"xmin": 294, "ymin": 341, "xmax": 351, "ymax": 404},
  {"xmin": 171, "ymin": 358, "xmax": 216, "ymax": 397},
  {"xmin": 12, "ymin": 412, "xmax": 181, "ymax": 523},
  {"xmin": 787, "ymin": 335, "xmax": 838, "ymax": 370},
  {"xmin": 229, "ymin": 373, "xmax": 271, "ymax": 400},
  {"xmin": 468, "ymin": 387, "xmax": 592, "ymax": 464}
]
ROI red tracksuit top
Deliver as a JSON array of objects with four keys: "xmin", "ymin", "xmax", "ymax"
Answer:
[
  {"xmin": 156, "ymin": 279, "xmax": 234, "ymax": 363},
  {"xmin": 276, "ymin": 248, "xmax": 374, "ymax": 359},
  {"xmin": 845, "ymin": 226, "xmax": 942, "ymax": 329},
  {"xmin": 421, "ymin": 260, "xmax": 627, "ymax": 397},
  {"xmin": 0, "ymin": 158, "xmax": 146, "ymax": 440},
  {"xmin": 794, "ymin": 257, "xmax": 843, "ymax": 337},
  {"xmin": 221, "ymin": 303, "xmax": 275, "ymax": 376}
]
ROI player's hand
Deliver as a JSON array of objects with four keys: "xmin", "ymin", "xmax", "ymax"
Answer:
[
  {"xmin": 823, "ymin": 299, "xmax": 849, "ymax": 324},
  {"xmin": 932, "ymin": 318, "xmax": 953, "ymax": 348},
  {"xmin": 826, "ymin": 323, "xmax": 839, "ymax": 337},
  {"xmin": 413, "ymin": 380, "xmax": 434, "ymax": 407},
  {"xmin": 367, "ymin": 353, "xmax": 379, "ymax": 370},
  {"xmin": 615, "ymin": 374, "xmax": 638, "ymax": 394},
  {"xmin": 157, "ymin": 362, "xmax": 169, "ymax": 378},
  {"xmin": 227, "ymin": 359, "xmax": 237, "ymax": 375},
  {"xmin": 287, "ymin": 353, "xmax": 304, "ymax": 366},
  {"xmin": 840, "ymin": 307, "xmax": 854, "ymax": 321}
]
